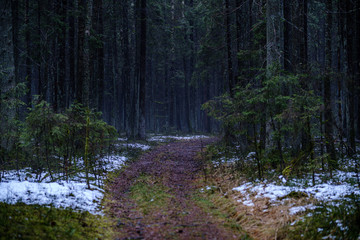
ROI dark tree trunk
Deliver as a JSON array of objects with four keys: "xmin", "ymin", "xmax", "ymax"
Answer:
[
  {"xmin": 77, "ymin": 0, "xmax": 93, "ymax": 106},
  {"xmin": 225, "ymin": 0, "xmax": 233, "ymax": 97},
  {"xmin": 94, "ymin": 0, "xmax": 104, "ymax": 113},
  {"xmin": 356, "ymin": 0, "xmax": 360, "ymax": 140},
  {"xmin": 58, "ymin": 0, "xmax": 67, "ymax": 111},
  {"xmin": 25, "ymin": 0, "xmax": 32, "ymax": 106},
  {"xmin": 11, "ymin": 0, "xmax": 19, "ymax": 85},
  {"xmin": 283, "ymin": 0, "xmax": 292, "ymax": 71},
  {"xmin": 346, "ymin": 0, "xmax": 356, "ymax": 155},
  {"xmin": 122, "ymin": 0, "xmax": 132, "ymax": 137},
  {"xmin": 138, "ymin": 0, "xmax": 147, "ymax": 139},
  {"xmin": 68, "ymin": 0, "xmax": 76, "ymax": 105},
  {"xmin": 324, "ymin": 0, "xmax": 336, "ymax": 165},
  {"xmin": 299, "ymin": 0, "xmax": 308, "ymax": 67}
]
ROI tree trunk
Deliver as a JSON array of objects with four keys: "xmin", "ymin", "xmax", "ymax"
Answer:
[
  {"xmin": 68, "ymin": 0, "xmax": 76, "ymax": 105},
  {"xmin": 138, "ymin": 0, "xmax": 147, "ymax": 139},
  {"xmin": 121, "ymin": 0, "xmax": 132, "ymax": 137},
  {"xmin": 283, "ymin": 0, "xmax": 292, "ymax": 71},
  {"xmin": 77, "ymin": 0, "xmax": 93, "ymax": 106},
  {"xmin": 356, "ymin": 0, "xmax": 360, "ymax": 140},
  {"xmin": 324, "ymin": 0, "xmax": 336, "ymax": 166},
  {"xmin": 11, "ymin": 0, "xmax": 19, "ymax": 85},
  {"xmin": 58, "ymin": 0, "xmax": 67, "ymax": 111},
  {"xmin": 346, "ymin": 0, "xmax": 356, "ymax": 155},
  {"xmin": 25, "ymin": 0, "xmax": 33, "ymax": 106},
  {"xmin": 225, "ymin": 0, "xmax": 233, "ymax": 96},
  {"xmin": 266, "ymin": 0, "xmax": 282, "ymax": 72},
  {"xmin": 95, "ymin": 0, "xmax": 104, "ymax": 113}
]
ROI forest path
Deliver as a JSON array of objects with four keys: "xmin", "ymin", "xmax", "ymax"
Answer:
[{"xmin": 106, "ymin": 138, "xmax": 241, "ymax": 239}]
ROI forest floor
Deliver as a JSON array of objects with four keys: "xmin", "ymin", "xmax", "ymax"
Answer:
[
  {"xmin": 1, "ymin": 135, "xmax": 359, "ymax": 239},
  {"xmin": 105, "ymin": 138, "xmax": 250, "ymax": 239}
]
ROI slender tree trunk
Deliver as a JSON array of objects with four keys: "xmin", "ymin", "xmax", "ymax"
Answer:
[
  {"xmin": 58, "ymin": 0, "xmax": 67, "ymax": 111},
  {"xmin": 138, "ymin": 0, "xmax": 147, "ymax": 139},
  {"xmin": 111, "ymin": 0, "xmax": 119, "ymax": 126},
  {"xmin": 346, "ymin": 0, "xmax": 356, "ymax": 155},
  {"xmin": 95, "ymin": 0, "xmax": 104, "ymax": 113},
  {"xmin": 356, "ymin": 0, "xmax": 360, "ymax": 140},
  {"xmin": 283, "ymin": 0, "xmax": 292, "ymax": 71},
  {"xmin": 37, "ymin": 0, "xmax": 43, "ymax": 99},
  {"xmin": 235, "ymin": 0, "xmax": 242, "ymax": 83},
  {"xmin": 225, "ymin": 0, "xmax": 233, "ymax": 96},
  {"xmin": 324, "ymin": 0, "xmax": 336, "ymax": 170},
  {"xmin": 25, "ymin": 0, "xmax": 32, "ymax": 106},
  {"xmin": 121, "ymin": 0, "xmax": 132, "ymax": 137},
  {"xmin": 68, "ymin": 0, "xmax": 76, "ymax": 105},
  {"xmin": 11, "ymin": 0, "xmax": 19, "ymax": 85},
  {"xmin": 77, "ymin": 0, "xmax": 93, "ymax": 106}
]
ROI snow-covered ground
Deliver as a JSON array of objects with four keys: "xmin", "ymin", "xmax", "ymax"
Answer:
[
  {"xmin": 116, "ymin": 134, "xmax": 210, "ymax": 150},
  {"xmin": 0, "ymin": 155, "xmax": 127, "ymax": 214},
  {"xmin": 0, "ymin": 180, "xmax": 103, "ymax": 214},
  {"xmin": 233, "ymin": 170, "xmax": 360, "ymax": 215},
  {"xmin": 148, "ymin": 134, "xmax": 210, "ymax": 142},
  {"xmin": 117, "ymin": 142, "xmax": 151, "ymax": 151},
  {"xmin": 0, "ymin": 135, "xmax": 210, "ymax": 214}
]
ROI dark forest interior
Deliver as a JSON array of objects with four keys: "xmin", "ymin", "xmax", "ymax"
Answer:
[
  {"xmin": 1, "ymin": 0, "xmax": 360, "ymax": 239},
  {"xmin": 1, "ymin": 0, "xmax": 360, "ymax": 143},
  {"xmin": 1, "ymin": 0, "xmax": 360, "ymax": 179}
]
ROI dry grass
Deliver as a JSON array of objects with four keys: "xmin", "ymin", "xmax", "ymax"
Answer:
[{"xmin": 203, "ymin": 164, "xmax": 316, "ymax": 240}]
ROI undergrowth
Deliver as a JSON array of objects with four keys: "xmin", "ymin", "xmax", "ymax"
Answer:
[
  {"xmin": 282, "ymin": 194, "xmax": 360, "ymax": 240},
  {"xmin": 202, "ymin": 142, "xmax": 360, "ymax": 240},
  {"xmin": 0, "ymin": 202, "xmax": 114, "ymax": 240},
  {"xmin": 129, "ymin": 175, "xmax": 174, "ymax": 215},
  {"xmin": 193, "ymin": 187, "xmax": 252, "ymax": 240}
]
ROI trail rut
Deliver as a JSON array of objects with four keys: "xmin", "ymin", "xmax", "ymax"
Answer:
[{"xmin": 106, "ymin": 138, "xmax": 240, "ymax": 239}]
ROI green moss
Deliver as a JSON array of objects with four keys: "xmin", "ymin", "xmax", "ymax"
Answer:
[
  {"xmin": 282, "ymin": 195, "xmax": 360, "ymax": 240},
  {"xmin": 0, "ymin": 202, "xmax": 114, "ymax": 240},
  {"xmin": 192, "ymin": 191, "xmax": 252, "ymax": 240},
  {"xmin": 129, "ymin": 175, "xmax": 174, "ymax": 215}
]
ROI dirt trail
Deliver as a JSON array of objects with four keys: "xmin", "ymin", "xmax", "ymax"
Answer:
[{"xmin": 106, "ymin": 138, "xmax": 240, "ymax": 240}]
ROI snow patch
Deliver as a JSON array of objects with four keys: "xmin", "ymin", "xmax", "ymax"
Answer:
[
  {"xmin": 233, "ymin": 170, "xmax": 360, "ymax": 215},
  {"xmin": 118, "ymin": 143, "xmax": 151, "ymax": 151},
  {"xmin": 148, "ymin": 135, "xmax": 210, "ymax": 142},
  {"xmin": 0, "ymin": 155, "xmax": 127, "ymax": 214},
  {"xmin": 0, "ymin": 180, "xmax": 103, "ymax": 214}
]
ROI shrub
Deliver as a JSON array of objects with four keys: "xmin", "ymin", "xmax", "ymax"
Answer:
[{"xmin": 20, "ymin": 100, "xmax": 117, "ymax": 183}]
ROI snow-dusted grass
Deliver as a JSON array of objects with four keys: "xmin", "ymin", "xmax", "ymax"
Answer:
[
  {"xmin": 117, "ymin": 142, "xmax": 151, "ymax": 151},
  {"xmin": 0, "ymin": 180, "xmax": 103, "ymax": 214},
  {"xmin": 116, "ymin": 134, "xmax": 210, "ymax": 150},
  {"xmin": 204, "ymin": 145, "xmax": 360, "ymax": 239},
  {"xmin": 0, "ymin": 134, "xmax": 210, "ymax": 215},
  {"xmin": 0, "ymin": 155, "xmax": 127, "ymax": 214},
  {"xmin": 233, "ymin": 170, "xmax": 360, "ymax": 215},
  {"xmin": 147, "ymin": 134, "xmax": 210, "ymax": 142}
]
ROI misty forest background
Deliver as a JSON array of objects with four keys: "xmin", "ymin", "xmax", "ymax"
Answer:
[{"xmin": 1, "ymin": 0, "xmax": 360, "ymax": 178}]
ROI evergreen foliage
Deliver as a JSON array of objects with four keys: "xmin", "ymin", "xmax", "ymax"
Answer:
[
  {"xmin": 203, "ymin": 69, "xmax": 322, "ymax": 178},
  {"xmin": 1, "ymin": 97, "xmax": 117, "ymax": 184}
]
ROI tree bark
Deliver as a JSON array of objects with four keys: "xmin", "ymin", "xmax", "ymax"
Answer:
[
  {"xmin": 25, "ymin": 0, "xmax": 32, "ymax": 106},
  {"xmin": 283, "ymin": 0, "xmax": 292, "ymax": 71},
  {"xmin": 346, "ymin": 0, "xmax": 356, "ymax": 155},
  {"xmin": 57, "ymin": 0, "xmax": 67, "ymax": 111},
  {"xmin": 11, "ymin": 0, "xmax": 19, "ymax": 85},
  {"xmin": 225, "ymin": 0, "xmax": 234, "ymax": 96},
  {"xmin": 324, "ymin": 0, "xmax": 336, "ymax": 164},
  {"xmin": 138, "ymin": 0, "xmax": 147, "ymax": 139},
  {"xmin": 94, "ymin": 0, "xmax": 104, "ymax": 113},
  {"xmin": 77, "ymin": 0, "xmax": 93, "ymax": 106}
]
